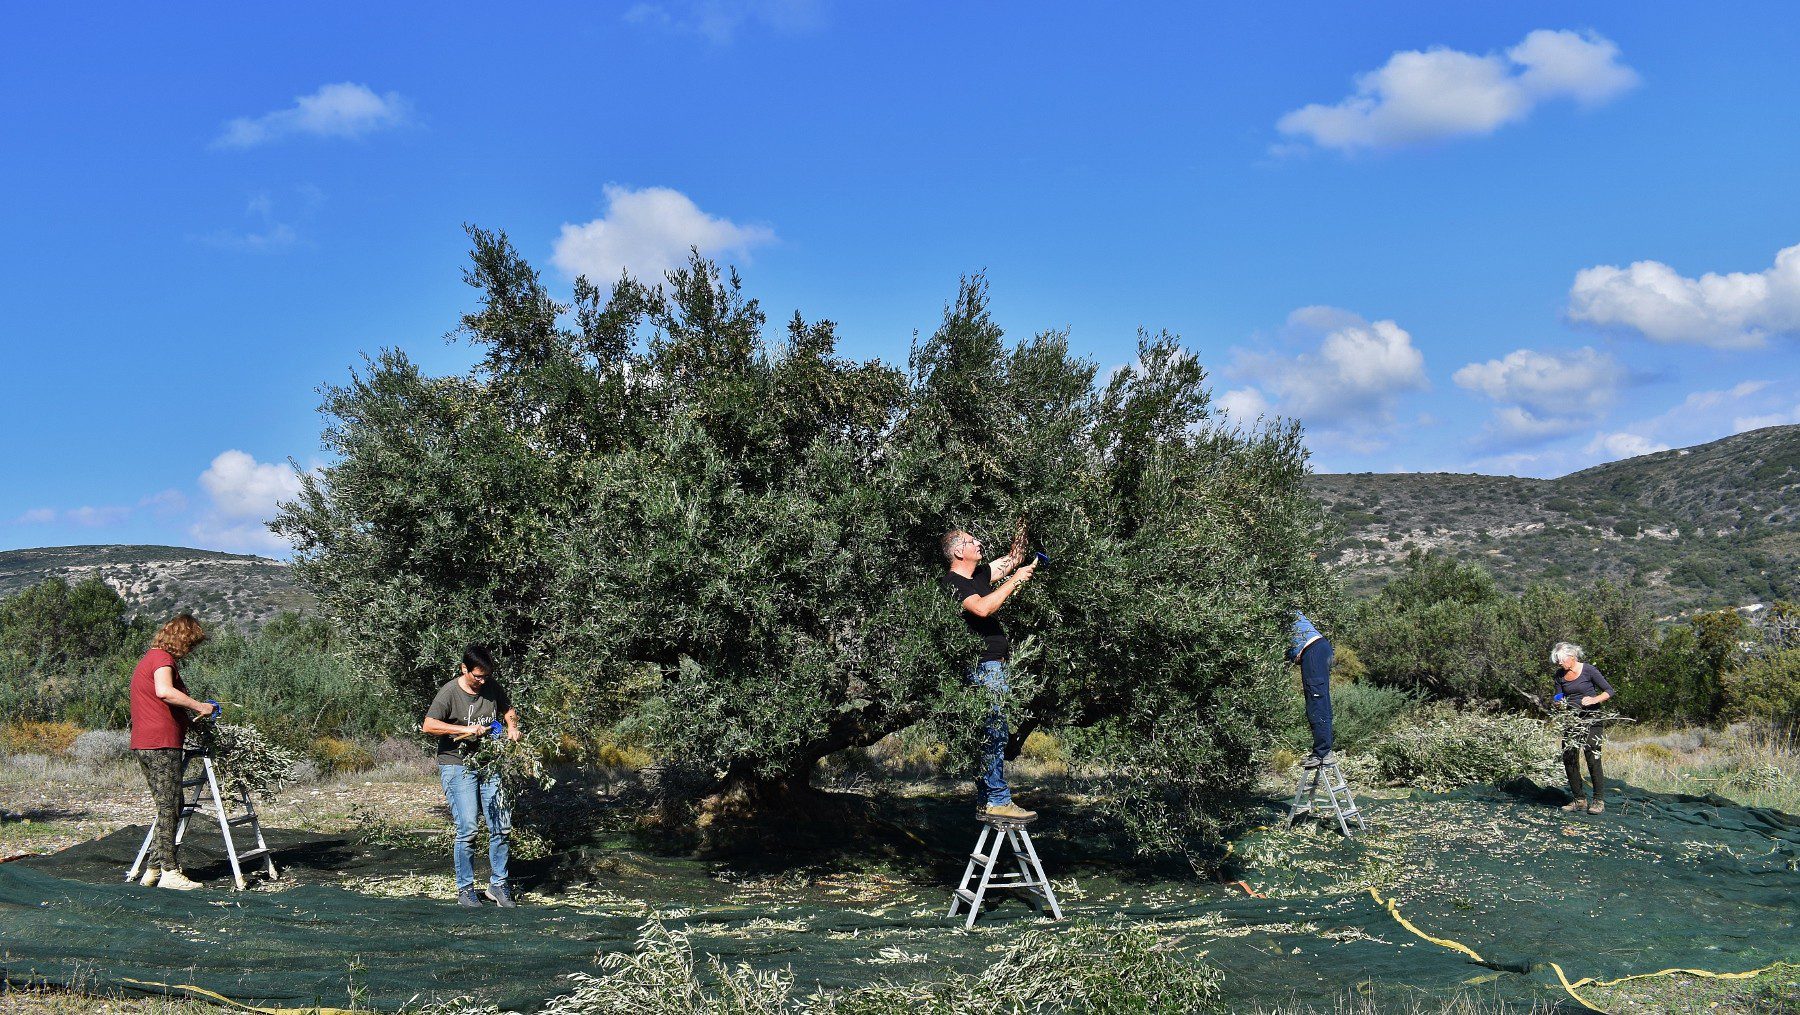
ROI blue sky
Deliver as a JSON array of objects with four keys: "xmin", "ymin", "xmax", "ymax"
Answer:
[{"xmin": 6, "ymin": 2, "xmax": 1799, "ymax": 556}]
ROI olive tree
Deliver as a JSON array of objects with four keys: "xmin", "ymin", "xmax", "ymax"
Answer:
[{"xmin": 277, "ymin": 228, "xmax": 1332, "ymax": 847}]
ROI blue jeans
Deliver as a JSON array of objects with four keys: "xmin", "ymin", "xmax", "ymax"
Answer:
[
  {"xmin": 971, "ymin": 660, "xmax": 1012, "ymax": 807},
  {"xmin": 1299, "ymin": 639, "xmax": 1335, "ymax": 757},
  {"xmin": 438, "ymin": 763, "xmax": 511, "ymax": 892}
]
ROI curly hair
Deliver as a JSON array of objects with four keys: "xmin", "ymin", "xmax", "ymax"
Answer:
[{"xmin": 151, "ymin": 614, "xmax": 207, "ymax": 659}]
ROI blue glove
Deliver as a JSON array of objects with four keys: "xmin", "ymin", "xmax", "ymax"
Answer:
[
  {"xmin": 1552, "ymin": 692, "xmax": 1565, "ymax": 704},
  {"xmin": 204, "ymin": 699, "xmax": 223, "ymax": 720},
  {"xmin": 488, "ymin": 719, "xmax": 506, "ymax": 739}
]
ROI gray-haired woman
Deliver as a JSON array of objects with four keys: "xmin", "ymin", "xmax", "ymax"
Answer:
[{"xmin": 1550, "ymin": 642, "xmax": 1614, "ymax": 815}]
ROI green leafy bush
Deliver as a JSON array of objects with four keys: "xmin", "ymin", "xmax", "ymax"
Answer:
[
  {"xmin": 1726, "ymin": 648, "xmax": 1800, "ymax": 728},
  {"xmin": 1329, "ymin": 682, "xmax": 1423, "ymax": 754}
]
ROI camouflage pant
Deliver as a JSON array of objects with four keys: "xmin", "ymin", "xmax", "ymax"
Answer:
[
  {"xmin": 136, "ymin": 748, "xmax": 185, "ymax": 869},
  {"xmin": 1562, "ymin": 724, "xmax": 1604, "ymax": 800}
]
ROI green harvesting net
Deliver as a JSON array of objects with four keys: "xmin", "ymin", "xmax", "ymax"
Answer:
[{"xmin": 1, "ymin": 781, "xmax": 1795, "ymax": 1012}]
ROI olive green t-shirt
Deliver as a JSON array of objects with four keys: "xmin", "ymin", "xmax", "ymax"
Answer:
[{"xmin": 425, "ymin": 678, "xmax": 511, "ymax": 765}]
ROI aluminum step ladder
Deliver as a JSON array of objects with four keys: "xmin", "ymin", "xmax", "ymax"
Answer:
[
  {"xmin": 948, "ymin": 812, "xmax": 1063, "ymax": 928},
  {"xmin": 1287, "ymin": 757, "xmax": 1366, "ymax": 837},
  {"xmin": 127, "ymin": 747, "xmax": 278, "ymax": 890}
]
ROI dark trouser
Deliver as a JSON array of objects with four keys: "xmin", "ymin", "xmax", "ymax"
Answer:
[
  {"xmin": 1299, "ymin": 639, "xmax": 1334, "ymax": 757},
  {"xmin": 1562, "ymin": 725, "xmax": 1605, "ymax": 801},
  {"xmin": 135, "ymin": 748, "xmax": 185, "ymax": 869}
]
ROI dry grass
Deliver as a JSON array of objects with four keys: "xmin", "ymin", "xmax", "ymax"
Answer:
[
  {"xmin": 1607, "ymin": 723, "xmax": 1798, "ymax": 813},
  {"xmin": 0, "ymin": 987, "xmax": 218, "ymax": 1015},
  {"xmin": 0, "ymin": 751, "xmax": 440, "ymax": 856}
]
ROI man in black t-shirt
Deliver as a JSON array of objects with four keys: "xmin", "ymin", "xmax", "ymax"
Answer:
[{"xmin": 939, "ymin": 525, "xmax": 1038, "ymax": 821}]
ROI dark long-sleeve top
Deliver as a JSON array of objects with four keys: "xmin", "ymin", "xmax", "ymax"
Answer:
[{"xmin": 1553, "ymin": 663, "xmax": 1614, "ymax": 709}]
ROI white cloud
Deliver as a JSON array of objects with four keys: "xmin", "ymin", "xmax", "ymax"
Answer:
[
  {"xmin": 551, "ymin": 185, "xmax": 776, "ymax": 283},
  {"xmin": 139, "ymin": 489, "xmax": 189, "ymax": 517},
  {"xmin": 201, "ymin": 222, "xmax": 296, "ymax": 253},
  {"xmin": 1226, "ymin": 307, "xmax": 1429, "ymax": 448},
  {"xmin": 1733, "ymin": 405, "xmax": 1800, "ymax": 432},
  {"xmin": 1216, "ymin": 387, "xmax": 1274, "ymax": 428},
  {"xmin": 67, "ymin": 505, "xmax": 131, "ymax": 526},
  {"xmin": 1567, "ymin": 242, "xmax": 1800, "ymax": 348},
  {"xmin": 624, "ymin": 0, "xmax": 826, "ymax": 44},
  {"xmin": 198, "ymin": 188, "xmax": 323, "ymax": 254},
  {"xmin": 187, "ymin": 518, "xmax": 291, "ymax": 556},
  {"xmin": 1583, "ymin": 431, "xmax": 1671, "ymax": 459},
  {"xmin": 190, "ymin": 451, "xmax": 304, "ymax": 555},
  {"xmin": 1573, "ymin": 378, "xmax": 1796, "ymax": 469},
  {"xmin": 1452, "ymin": 346, "xmax": 1625, "ymax": 447},
  {"xmin": 1466, "ymin": 448, "xmax": 1576, "ymax": 478},
  {"xmin": 214, "ymin": 83, "xmax": 410, "ymax": 149},
  {"xmin": 199, "ymin": 450, "xmax": 303, "ymax": 519},
  {"xmin": 1277, "ymin": 29, "xmax": 1637, "ymax": 153},
  {"xmin": 8, "ymin": 504, "xmax": 131, "ymax": 526}
]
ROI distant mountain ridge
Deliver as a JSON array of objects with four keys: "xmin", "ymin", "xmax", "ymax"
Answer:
[
  {"xmin": 0, "ymin": 544, "xmax": 310, "ymax": 626},
  {"xmin": 1309, "ymin": 424, "xmax": 1800, "ymax": 613}
]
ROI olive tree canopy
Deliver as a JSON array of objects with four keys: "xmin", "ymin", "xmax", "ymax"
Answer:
[{"xmin": 276, "ymin": 228, "xmax": 1332, "ymax": 848}]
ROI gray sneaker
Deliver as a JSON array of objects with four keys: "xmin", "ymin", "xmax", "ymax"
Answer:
[
  {"xmin": 487, "ymin": 882, "xmax": 516, "ymax": 908},
  {"xmin": 457, "ymin": 887, "xmax": 484, "ymax": 908},
  {"xmin": 1303, "ymin": 751, "xmax": 1336, "ymax": 770}
]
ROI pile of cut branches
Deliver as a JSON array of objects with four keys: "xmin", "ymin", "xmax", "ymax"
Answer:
[{"xmin": 188, "ymin": 721, "xmax": 299, "ymax": 800}]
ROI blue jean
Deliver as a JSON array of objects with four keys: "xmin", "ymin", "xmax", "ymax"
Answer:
[
  {"xmin": 1299, "ymin": 639, "xmax": 1335, "ymax": 757},
  {"xmin": 971, "ymin": 660, "xmax": 1012, "ymax": 807},
  {"xmin": 438, "ymin": 763, "xmax": 511, "ymax": 892}
]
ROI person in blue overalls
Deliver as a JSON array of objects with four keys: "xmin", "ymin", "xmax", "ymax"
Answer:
[{"xmin": 1288, "ymin": 613, "xmax": 1334, "ymax": 768}]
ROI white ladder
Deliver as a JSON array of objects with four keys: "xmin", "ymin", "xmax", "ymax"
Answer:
[
  {"xmin": 948, "ymin": 814, "xmax": 1063, "ymax": 928},
  {"xmin": 126, "ymin": 748, "xmax": 278, "ymax": 890},
  {"xmin": 1288, "ymin": 758, "xmax": 1366, "ymax": 837}
]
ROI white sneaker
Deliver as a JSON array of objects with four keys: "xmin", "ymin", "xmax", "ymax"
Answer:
[
  {"xmin": 138, "ymin": 867, "xmax": 162, "ymax": 887},
  {"xmin": 157, "ymin": 869, "xmax": 203, "ymax": 890}
]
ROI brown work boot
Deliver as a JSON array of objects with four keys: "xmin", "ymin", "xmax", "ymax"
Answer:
[
  {"xmin": 1587, "ymin": 800, "xmax": 1605, "ymax": 815},
  {"xmin": 1561, "ymin": 797, "xmax": 1588, "ymax": 812},
  {"xmin": 984, "ymin": 802, "xmax": 1038, "ymax": 822}
]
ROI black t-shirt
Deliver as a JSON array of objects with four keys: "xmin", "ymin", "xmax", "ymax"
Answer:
[
  {"xmin": 1554, "ymin": 663, "xmax": 1615, "ymax": 710},
  {"xmin": 941, "ymin": 563, "xmax": 1010, "ymax": 662}
]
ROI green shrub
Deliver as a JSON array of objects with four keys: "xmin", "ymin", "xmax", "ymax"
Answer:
[
  {"xmin": 1020, "ymin": 730, "xmax": 1068, "ymax": 765},
  {"xmin": 1726, "ymin": 648, "xmax": 1800, "ymax": 728},
  {"xmin": 1373, "ymin": 705, "xmax": 1554, "ymax": 791},
  {"xmin": 311, "ymin": 736, "xmax": 375, "ymax": 774},
  {"xmin": 1329, "ymin": 682, "xmax": 1422, "ymax": 754}
]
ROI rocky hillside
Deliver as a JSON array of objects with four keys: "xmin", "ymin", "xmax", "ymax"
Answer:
[
  {"xmin": 1310, "ymin": 424, "xmax": 1800, "ymax": 613},
  {"xmin": 0, "ymin": 545, "xmax": 311, "ymax": 626}
]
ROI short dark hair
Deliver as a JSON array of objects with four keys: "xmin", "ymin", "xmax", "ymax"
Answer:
[
  {"xmin": 941, "ymin": 530, "xmax": 967, "ymax": 562},
  {"xmin": 462, "ymin": 644, "xmax": 497, "ymax": 676}
]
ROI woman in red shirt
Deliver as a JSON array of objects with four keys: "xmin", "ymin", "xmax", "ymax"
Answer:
[{"xmin": 129, "ymin": 613, "xmax": 215, "ymax": 889}]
